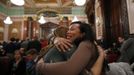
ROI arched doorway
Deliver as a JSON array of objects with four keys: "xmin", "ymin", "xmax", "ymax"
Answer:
[{"xmin": 40, "ymin": 22, "xmax": 58, "ymax": 39}]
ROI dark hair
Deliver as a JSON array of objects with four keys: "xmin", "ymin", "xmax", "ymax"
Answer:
[
  {"xmin": 10, "ymin": 37, "xmax": 16, "ymax": 42},
  {"xmin": 53, "ymin": 26, "xmax": 68, "ymax": 38},
  {"xmin": 71, "ymin": 21, "xmax": 109, "ymax": 74},
  {"xmin": 14, "ymin": 50, "xmax": 23, "ymax": 57},
  {"xmin": 70, "ymin": 21, "xmax": 95, "ymax": 43}
]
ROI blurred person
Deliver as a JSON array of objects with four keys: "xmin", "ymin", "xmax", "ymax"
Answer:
[
  {"xmin": 21, "ymin": 38, "xmax": 30, "ymax": 51},
  {"xmin": 5, "ymin": 37, "xmax": 17, "ymax": 59},
  {"xmin": 19, "ymin": 48, "xmax": 26, "ymax": 56},
  {"xmin": 117, "ymin": 38, "xmax": 134, "ymax": 64},
  {"xmin": 40, "ymin": 38, "xmax": 48, "ymax": 49},
  {"xmin": 15, "ymin": 38, "xmax": 21, "ymax": 50},
  {"xmin": 117, "ymin": 36, "xmax": 125, "ymax": 49},
  {"xmin": 26, "ymin": 49, "xmax": 38, "ymax": 75},
  {"xmin": 41, "ymin": 26, "xmax": 72, "ymax": 63},
  {"xmin": 27, "ymin": 36, "xmax": 41, "ymax": 52},
  {"xmin": 10, "ymin": 50, "xmax": 26, "ymax": 75}
]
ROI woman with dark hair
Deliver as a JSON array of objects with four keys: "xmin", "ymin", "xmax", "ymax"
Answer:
[
  {"xmin": 10, "ymin": 50, "xmax": 26, "ymax": 75},
  {"xmin": 36, "ymin": 21, "xmax": 104, "ymax": 75}
]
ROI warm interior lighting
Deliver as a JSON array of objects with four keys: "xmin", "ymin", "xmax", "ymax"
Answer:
[
  {"xmin": 72, "ymin": 16, "xmax": 79, "ymax": 22},
  {"xmin": 4, "ymin": 16, "xmax": 13, "ymax": 25},
  {"xmin": 74, "ymin": 0, "xmax": 86, "ymax": 6},
  {"xmin": 12, "ymin": 28, "xmax": 18, "ymax": 33},
  {"xmin": 38, "ymin": 16, "xmax": 46, "ymax": 24},
  {"xmin": 10, "ymin": 0, "xmax": 25, "ymax": 6}
]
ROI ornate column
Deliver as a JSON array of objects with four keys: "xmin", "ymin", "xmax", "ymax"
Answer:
[
  {"xmin": 121, "ymin": 0, "xmax": 130, "ymax": 38},
  {"xmin": 27, "ymin": 17, "xmax": 33, "ymax": 39},
  {"xmin": 3, "ymin": 24, "xmax": 9, "ymax": 42}
]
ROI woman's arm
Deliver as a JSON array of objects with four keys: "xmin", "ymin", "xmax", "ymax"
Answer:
[
  {"xmin": 37, "ymin": 41, "xmax": 93, "ymax": 75},
  {"xmin": 91, "ymin": 46, "xmax": 105, "ymax": 75}
]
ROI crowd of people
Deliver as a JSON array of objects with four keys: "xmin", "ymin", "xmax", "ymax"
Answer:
[{"xmin": 0, "ymin": 37, "xmax": 48, "ymax": 75}]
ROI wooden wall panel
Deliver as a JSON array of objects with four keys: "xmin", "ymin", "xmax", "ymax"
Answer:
[
  {"xmin": 110, "ymin": 0, "xmax": 122, "ymax": 41},
  {"xmin": 102, "ymin": 0, "xmax": 129, "ymax": 47},
  {"xmin": 0, "ymin": 19, "xmax": 4, "ymax": 41}
]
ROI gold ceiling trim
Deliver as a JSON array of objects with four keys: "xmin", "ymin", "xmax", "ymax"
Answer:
[{"xmin": 36, "ymin": 7, "xmax": 60, "ymax": 15}]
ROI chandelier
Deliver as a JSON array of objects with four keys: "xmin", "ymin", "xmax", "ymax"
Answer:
[
  {"xmin": 3, "ymin": 1, "xmax": 13, "ymax": 25},
  {"xmin": 38, "ymin": 16, "xmax": 46, "ymax": 24},
  {"xmin": 10, "ymin": 0, "xmax": 25, "ymax": 6},
  {"xmin": 74, "ymin": 0, "xmax": 86, "ymax": 6},
  {"xmin": 72, "ymin": 16, "xmax": 79, "ymax": 22},
  {"xmin": 4, "ymin": 16, "xmax": 13, "ymax": 25}
]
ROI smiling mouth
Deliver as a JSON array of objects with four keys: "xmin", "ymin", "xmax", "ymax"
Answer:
[
  {"xmin": 67, "ymin": 35, "xmax": 72, "ymax": 39},
  {"xmin": 67, "ymin": 36, "xmax": 71, "ymax": 39},
  {"xmin": 67, "ymin": 36, "xmax": 75, "ymax": 42}
]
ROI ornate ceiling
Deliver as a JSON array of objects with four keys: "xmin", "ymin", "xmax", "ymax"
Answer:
[
  {"xmin": 0, "ymin": 0, "xmax": 79, "ymax": 14},
  {"xmin": 0, "ymin": 0, "xmax": 75, "ymax": 7},
  {"xmin": 26, "ymin": 0, "xmax": 74, "ymax": 8},
  {"xmin": 25, "ymin": 0, "xmax": 77, "ymax": 14}
]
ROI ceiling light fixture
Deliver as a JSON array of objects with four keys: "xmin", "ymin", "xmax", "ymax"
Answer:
[
  {"xmin": 4, "ymin": 16, "xmax": 13, "ymax": 25},
  {"xmin": 10, "ymin": 0, "xmax": 25, "ymax": 6},
  {"xmin": 38, "ymin": 16, "xmax": 46, "ymax": 24},
  {"xmin": 4, "ymin": 1, "xmax": 13, "ymax": 25},
  {"xmin": 74, "ymin": 0, "xmax": 86, "ymax": 6},
  {"xmin": 72, "ymin": 16, "xmax": 79, "ymax": 22}
]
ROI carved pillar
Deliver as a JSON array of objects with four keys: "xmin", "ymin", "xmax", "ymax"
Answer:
[
  {"xmin": 120, "ymin": 0, "xmax": 129, "ymax": 38},
  {"xmin": 27, "ymin": 17, "xmax": 33, "ymax": 39},
  {"xmin": 3, "ymin": 25, "xmax": 9, "ymax": 42}
]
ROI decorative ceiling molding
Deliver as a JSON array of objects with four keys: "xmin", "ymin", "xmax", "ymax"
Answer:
[
  {"xmin": 35, "ymin": 3, "xmax": 58, "ymax": 8},
  {"xmin": 36, "ymin": 7, "xmax": 59, "ymax": 15},
  {"xmin": 25, "ymin": 0, "xmax": 36, "ymax": 8},
  {"xmin": 0, "ymin": 12, "xmax": 6, "ymax": 19},
  {"xmin": 62, "ymin": 0, "xmax": 73, "ymax": 7},
  {"xmin": 0, "ymin": 0, "xmax": 84, "ymax": 15}
]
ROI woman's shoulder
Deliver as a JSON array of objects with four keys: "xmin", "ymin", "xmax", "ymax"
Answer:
[
  {"xmin": 79, "ymin": 41, "xmax": 93, "ymax": 46},
  {"xmin": 78, "ymin": 41, "xmax": 95, "ymax": 50}
]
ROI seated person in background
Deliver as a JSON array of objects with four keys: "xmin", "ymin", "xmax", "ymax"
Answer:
[
  {"xmin": 26, "ymin": 49, "xmax": 38, "ymax": 75},
  {"xmin": 36, "ymin": 21, "xmax": 106, "ymax": 75},
  {"xmin": 117, "ymin": 38, "xmax": 134, "ymax": 64},
  {"xmin": 10, "ymin": 50, "xmax": 26, "ymax": 75},
  {"xmin": 106, "ymin": 62, "xmax": 134, "ymax": 75},
  {"xmin": 117, "ymin": 36, "xmax": 125, "ymax": 49}
]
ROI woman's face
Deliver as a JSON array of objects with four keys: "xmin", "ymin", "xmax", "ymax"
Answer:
[
  {"xmin": 14, "ymin": 51, "xmax": 21, "ymax": 60},
  {"xmin": 67, "ymin": 24, "xmax": 83, "ymax": 42}
]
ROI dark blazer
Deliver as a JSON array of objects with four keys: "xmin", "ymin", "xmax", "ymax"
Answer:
[
  {"xmin": 118, "ymin": 38, "xmax": 134, "ymax": 64},
  {"xmin": 11, "ymin": 58, "xmax": 26, "ymax": 75}
]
